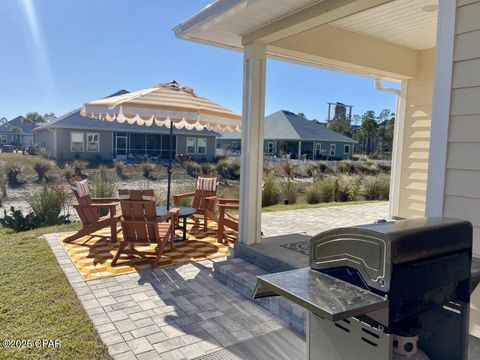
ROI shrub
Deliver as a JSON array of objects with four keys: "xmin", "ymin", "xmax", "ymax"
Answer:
[
  {"xmin": 262, "ymin": 173, "xmax": 280, "ymax": 207},
  {"xmin": 63, "ymin": 164, "xmax": 74, "ymax": 180},
  {"xmin": 0, "ymin": 172, "xmax": 6, "ymax": 206},
  {"xmin": 0, "ymin": 207, "xmax": 40, "ymax": 232},
  {"xmin": 282, "ymin": 160, "xmax": 296, "ymax": 178},
  {"xmin": 318, "ymin": 161, "xmax": 332, "ymax": 174},
  {"xmin": 115, "ymin": 161, "xmax": 126, "ymax": 178},
  {"xmin": 27, "ymin": 188, "xmax": 70, "ymax": 227},
  {"xmin": 281, "ymin": 179, "xmax": 299, "ymax": 204},
  {"xmin": 49, "ymin": 183, "xmax": 72, "ymax": 217},
  {"xmin": 215, "ymin": 159, "xmax": 240, "ymax": 180},
  {"xmin": 70, "ymin": 160, "xmax": 87, "ymax": 176},
  {"xmin": 90, "ymin": 175, "xmax": 116, "ymax": 199},
  {"xmin": 98, "ymin": 164, "xmax": 109, "ymax": 180},
  {"xmin": 346, "ymin": 176, "xmax": 361, "ymax": 201},
  {"xmin": 141, "ymin": 162, "xmax": 155, "ymax": 179},
  {"xmin": 319, "ymin": 178, "xmax": 336, "ymax": 202},
  {"xmin": 364, "ymin": 175, "xmax": 390, "ymax": 200},
  {"xmin": 305, "ymin": 161, "xmax": 318, "ymax": 177},
  {"xmin": 305, "ymin": 183, "xmax": 322, "ymax": 204},
  {"xmin": 33, "ymin": 160, "xmax": 52, "ymax": 183},
  {"xmin": 5, "ymin": 161, "xmax": 22, "ymax": 187},
  {"xmin": 185, "ymin": 161, "xmax": 201, "ymax": 177},
  {"xmin": 177, "ymin": 154, "xmax": 192, "ymax": 164},
  {"xmin": 377, "ymin": 162, "xmax": 391, "ymax": 174},
  {"xmin": 263, "ymin": 162, "xmax": 276, "ymax": 176},
  {"xmin": 38, "ymin": 147, "xmax": 50, "ymax": 159},
  {"xmin": 335, "ymin": 161, "xmax": 353, "ymax": 174},
  {"xmin": 201, "ymin": 162, "xmax": 216, "ymax": 175}
]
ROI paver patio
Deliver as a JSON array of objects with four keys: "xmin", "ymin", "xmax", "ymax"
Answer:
[
  {"xmin": 261, "ymin": 201, "xmax": 389, "ymax": 237},
  {"xmin": 45, "ymin": 202, "xmax": 392, "ymax": 359}
]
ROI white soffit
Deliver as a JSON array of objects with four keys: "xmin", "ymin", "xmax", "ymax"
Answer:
[
  {"xmin": 173, "ymin": 0, "xmax": 323, "ymax": 49},
  {"xmin": 332, "ymin": 0, "xmax": 438, "ymax": 50}
]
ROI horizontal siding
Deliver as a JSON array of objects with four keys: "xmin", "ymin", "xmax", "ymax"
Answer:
[
  {"xmin": 458, "ymin": 0, "xmax": 479, "ymax": 6},
  {"xmin": 452, "ymin": 58, "xmax": 480, "ymax": 88},
  {"xmin": 449, "ymin": 115, "xmax": 480, "ymax": 142},
  {"xmin": 445, "ymin": 169, "xmax": 480, "ymax": 198},
  {"xmin": 447, "ymin": 142, "xmax": 480, "ymax": 170},
  {"xmin": 456, "ymin": 1, "xmax": 480, "ymax": 34},
  {"xmin": 451, "ymin": 87, "xmax": 480, "ymax": 115},
  {"xmin": 454, "ymin": 30, "xmax": 480, "ymax": 61}
]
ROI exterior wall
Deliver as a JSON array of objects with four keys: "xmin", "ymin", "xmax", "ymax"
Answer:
[
  {"xmin": 0, "ymin": 132, "xmax": 33, "ymax": 146},
  {"xmin": 218, "ymin": 138, "xmax": 352, "ymax": 159},
  {"xmin": 176, "ymin": 135, "xmax": 216, "ymax": 161},
  {"xmin": 35, "ymin": 129, "xmax": 216, "ymax": 161},
  {"xmin": 56, "ymin": 129, "xmax": 113, "ymax": 161},
  {"xmin": 437, "ymin": 0, "xmax": 480, "ymax": 337},
  {"xmin": 397, "ymin": 48, "xmax": 435, "ymax": 218},
  {"xmin": 34, "ymin": 129, "xmax": 55, "ymax": 156},
  {"xmin": 444, "ymin": 0, "xmax": 480, "ymax": 257}
]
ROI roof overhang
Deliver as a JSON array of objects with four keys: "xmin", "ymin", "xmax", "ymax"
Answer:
[{"xmin": 174, "ymin": 0, "xmax": 439, "ymax": 80}]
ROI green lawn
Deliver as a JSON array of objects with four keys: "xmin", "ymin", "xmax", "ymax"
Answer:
[{"xmin": 0, "ymin": 224, "xmax": 112, "ymax": 360}]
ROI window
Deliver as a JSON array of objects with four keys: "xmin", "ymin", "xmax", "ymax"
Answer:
[
  {"xmin": 232, "ymin": 141, "xmax": 238, "ymax": 149},
  {"xmin": 315, "ymin": 143, "xmax": 322, "ymax": 157},
  {"xmin": 187, "ymin": 138, "xmax": 196, "ymax": 154},
  {"xmin": 71, "ymin": 132, "xmax": 84, "ymax": 152},
  {"xmin": 197, "ymin": 138, "xmax": 207, "ymax": 154},
  {"xmin": 87, "ymin": 132, "xmax": 99, "ymax": 152},
  {"xmin": 267, "ymin": 142, "xmax": 274, "ymax": 154},
  {"xmin": 329, "ymin": 144, "xmax": 336, "ymax": 157},
  {"xmin": 344, "ymin": 144, "xmax": 350, "ymax": 154},
  {"xmin": 0, "ymin": 135, "xmax": 6, "ymax": 144}
]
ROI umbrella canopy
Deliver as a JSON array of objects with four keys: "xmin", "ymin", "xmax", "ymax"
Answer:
[
  {"xmin": 80, "ymin": 81, "xmax": 241, "ymax": 213},
  {"xmin": 80, "ymin": 81, "xmax": 241, "ymax": 132}
]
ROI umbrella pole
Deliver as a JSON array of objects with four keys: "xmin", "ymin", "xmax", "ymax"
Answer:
[{"xmin": 166, "ymin": 122, "xmax": 173, "ymax": 210}]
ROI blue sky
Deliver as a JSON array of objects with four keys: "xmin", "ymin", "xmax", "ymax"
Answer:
[{"xmin": 0, "ymin": 0, "xmax": 397, "ymax": 122}]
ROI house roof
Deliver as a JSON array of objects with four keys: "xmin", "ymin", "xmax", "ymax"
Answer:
[
  {"xmin": 0, "ymin": 116, "xmax": 35, "ymax": 134},
  {"xmin": 34, "ymin": 90, "xmax": 220, "ymax": 137},
  {"xmin": 220, "ymin": 110, "xmax": 356, "ymax": 143}
]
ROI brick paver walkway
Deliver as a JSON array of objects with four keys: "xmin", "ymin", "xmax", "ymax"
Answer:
[
  {"xmin": 46, "ymin": 203, "xmax": 389, "ymax": 359},
  {"xmin": 261, "ymin": 202, "xmax": 389, "ymax": 237}
]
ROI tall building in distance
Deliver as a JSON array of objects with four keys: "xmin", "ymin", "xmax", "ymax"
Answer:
[{"xmin": 327, "ymin": 102, "xmax": 353, "ymax": 123}]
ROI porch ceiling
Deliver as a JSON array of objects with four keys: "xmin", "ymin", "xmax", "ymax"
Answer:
[
  {"xmin": 175, "ymin": 0, "xmax": 438, "ymax": 79},
  {"xmin": 332, "ymin": 0, "xmax": 438, "ymax": 50}
]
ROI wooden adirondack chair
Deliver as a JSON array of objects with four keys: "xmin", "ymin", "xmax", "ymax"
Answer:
[
  {"xmin": 112, "ymin": 189, "xmax": 179, "ymax": 267},
  {"xmin": 173, "ymin": 176, "xmax": 218, "ymax": 231},
  {"xmin": 217, "ymin": 198, "xmax": 239, "ymax": 244},
  {"xmin": 63, "ymin": 177, "xmax": 120, "ymax": 244}
]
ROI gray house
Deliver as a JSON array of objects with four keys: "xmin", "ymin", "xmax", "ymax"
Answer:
[
  {"xmin": 0, "ymin": 116, "xmax": 35, "ymax": 147},
  {"xmin": 34, "ymin": 91, "xmax": 219, "ymax": 162},
  {"xmin": 218, "ymin": 110, "xmax": 356, "ymax": 160}
]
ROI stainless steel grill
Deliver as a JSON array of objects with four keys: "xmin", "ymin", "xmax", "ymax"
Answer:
[{"xmin": 253, "ymin": 217, "xmax": 480, "ymax": 360}]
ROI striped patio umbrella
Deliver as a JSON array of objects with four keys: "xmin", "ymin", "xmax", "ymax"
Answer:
[{"xmin": 81, "ymin": 81, "xmax": 241, "ymax": 208}]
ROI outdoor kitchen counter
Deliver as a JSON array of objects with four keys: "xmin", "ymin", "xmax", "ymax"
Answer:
[{"xmin": 252, "ymin": 268, "xmax": 389, "ymax": 321}]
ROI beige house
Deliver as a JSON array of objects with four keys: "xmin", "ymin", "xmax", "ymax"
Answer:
[{"xmin": 175, "ymin": 0, "xmax": 480, "ymax": 337}]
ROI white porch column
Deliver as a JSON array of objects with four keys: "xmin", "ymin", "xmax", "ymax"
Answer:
[
  {"xmin": 239, "ymin": 41, "xmax": 266, "ymax": 245},
  {"xmin": 298, "ymin": 141, "xmax": 302, "ymax": 159}
]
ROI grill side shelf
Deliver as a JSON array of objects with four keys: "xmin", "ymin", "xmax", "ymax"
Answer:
[{"xmin": 251, "ymin": 268, "xmax": 389, "ymax": 322}]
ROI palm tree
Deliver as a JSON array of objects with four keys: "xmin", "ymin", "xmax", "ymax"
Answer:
[
  {"xmin": 23, "ymin": 112, "xmax": 45, "ymax": 125},
  {"xmin": 10, "ymin": 126, "xmax": 22, "ymax": 146}
]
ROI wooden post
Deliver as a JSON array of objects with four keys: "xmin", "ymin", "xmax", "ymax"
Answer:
[{"xmin": 239, "ymin": 41, "xmax": 266, "ymax": 245}]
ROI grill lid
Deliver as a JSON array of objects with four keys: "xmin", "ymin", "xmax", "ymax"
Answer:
[{"xmin": 310, "ymin": 217, "xmax": 472, "ymax": 292}]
